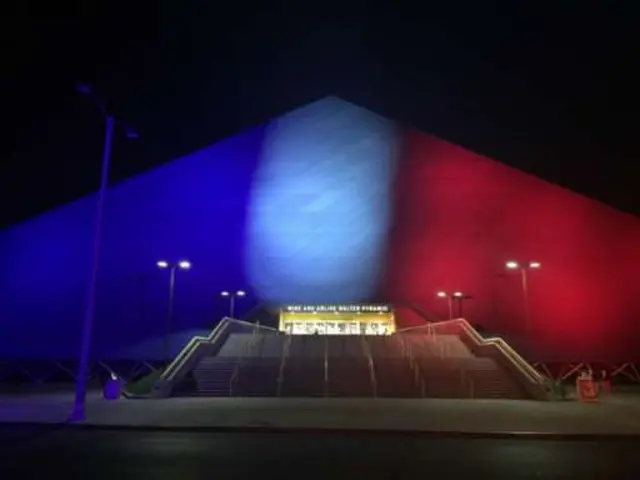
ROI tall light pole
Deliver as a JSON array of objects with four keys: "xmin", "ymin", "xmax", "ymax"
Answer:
[
  {"xmin": 70, "ymin": 83, "xmax": 138, "ymax": 422},
  {"xmin": 452, "ymin": 291, "xmax": 471, "ymax": 318},
  {"xmin": 221, "ymin": 290, "xmax": 246, "ymax": 318},
  {"xmin": 436, "ymin": 291, "xmax": 454, "ymax": 320},
  {"xmin": 506, "ymin": 260, "xmax": 541, "ymax": 340},
  {"xmin": 157, "ymin": 260, "xmax": 192, "ymax": 363}
]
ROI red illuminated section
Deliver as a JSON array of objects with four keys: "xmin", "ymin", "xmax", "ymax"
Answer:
[{"xmin": 385, "ymin": 130, "xmax": 640, "ymax": 362}]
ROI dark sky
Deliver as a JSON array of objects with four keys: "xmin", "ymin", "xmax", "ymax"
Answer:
[{"xmin": 2, "ymin": 2, "xmax": 638, "ymax": 228}]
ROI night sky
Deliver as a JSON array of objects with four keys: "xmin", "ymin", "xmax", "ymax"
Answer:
[{"xmin": 2, "ymin": 2, "xmax": 638, "ymax": 229}]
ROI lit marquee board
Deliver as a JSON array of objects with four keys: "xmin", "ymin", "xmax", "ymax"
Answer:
[
  {"xmin": 282, "ymin": 304, "xmax": 392, "ymax": 313},
  {"xmin": 279, "ymin": 304, "xmax": 395, "ymax": 335}
]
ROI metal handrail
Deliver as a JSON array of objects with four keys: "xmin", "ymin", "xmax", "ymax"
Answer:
[
  {"xmin": 162, "ymin": 317, "xmax": 273, "ymax": 383},
  {"xmin": 397, "ymin": 333, "xmax": 408, "ymax": 357},
  {"xmin": 360, "ymin": 335, "xmax": 377, "ymax": 398},
  {"xmin": 229, "ymin": 326, "xmax": 256, "ymax": 395},
  {"xmin": 405, "ymin": 342, "xmax": 422, "ymax": 392},
  {"xmin": 161, "ymin": 317, "xmax": 231, "ymax": 381},
  {"xmin": 276, "ymin": 333, "xmax": 292, "ymax": 396},
  {"xmin": 457, "ymin": 320, "xmax": 544, "ymax": 383},
  {"xmin": 229, "ymin": 318, "xmax": 280, "ymax": 331},
  {"xmin": 403, "ymin": 319, "xmax": 545, "ymax": 385},
  {"xmin": 323, "ymin": 333, "xmax": 329, "ymax": 397}
]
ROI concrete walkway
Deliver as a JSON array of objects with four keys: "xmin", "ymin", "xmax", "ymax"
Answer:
[{"xmin": 1, "ymin": 387, "xmax": 640, "ymax": 435}]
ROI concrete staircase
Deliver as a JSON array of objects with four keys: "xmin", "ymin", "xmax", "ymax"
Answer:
[
  {"xmin": 183, "ymin": 327, "xmax": 540, "ymax": 399},
  {"xmin": 402, "ymin": 333, "xmax": 529, "ymax": 399},
  {"xmin": 192, "ymin": 356, "xmax": 237, "ymax": 396}
]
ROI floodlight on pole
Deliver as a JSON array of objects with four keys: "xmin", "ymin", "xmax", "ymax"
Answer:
[
  {"xmin": 157, "ymin": 260, "xmax": 192, "ymax": 363},
  {"xmin": 124, "ymin": 125, "xmax": 139, "ymax": 139},
  {"xmin": 505, "ymin": 260, "xmax": 541, "ymax": 345},
  {"xmin": 221, "ymin": 290, "xmax": 246, "ymax": 318},
  {"xmin": 71, "ymin": 82, "xmax": 138, "ymax": 423},
  {"xmin": 75, "ymin": 82, "xmax": 92, "ymax": 96},
  {"xmin": 453, "ymin": 292, "xmax": 471, "ymax": 318},
  {"xmin": 436, "ymin": 291, "xmax": 454, "ymax": 320}
]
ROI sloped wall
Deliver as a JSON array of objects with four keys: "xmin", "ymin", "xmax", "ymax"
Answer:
[
  {"xmin": 2, "ymin": 99, "xmax": 638, "ymax": 363},
  {"xmin": 0, "ymin": 97, "xmax": 397, "ymax": 359},
  {"xmin": 385, "ymin": 130, "xmax": 640, "ymax": 362},
  {"xmin": 245, "ymin": 96, "xmax": 398, "ymax": 304},
  {"xmin": 0, "ymin": 125, "xmax": 266, "ymax": 358}
]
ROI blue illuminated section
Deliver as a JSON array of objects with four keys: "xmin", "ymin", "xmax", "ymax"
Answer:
[
  {"xmin": 0, "ymin": 97, "xmax": 397, "ymax": 359},
  {"xmin": 245, "ymin": 97, "xmax": 398, "ymax": 304},
  {"xmin": 0, "ymin": 126, "xmax": 265, "ymax": 359}
]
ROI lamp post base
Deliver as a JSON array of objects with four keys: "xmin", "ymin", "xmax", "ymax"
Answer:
[{"xmin": 68, "ymin": 404, "xmax": 86, "ymax": 422}]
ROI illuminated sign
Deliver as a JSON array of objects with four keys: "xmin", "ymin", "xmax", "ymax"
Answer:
[{"xmin": 282, "ymin": 304, "xmax": 392, "ymax": 313}]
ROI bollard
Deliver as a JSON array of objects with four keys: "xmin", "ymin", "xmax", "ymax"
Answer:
[{"xmin": 103, "ymin": 372, "xmax": 121, "ymax": 400}]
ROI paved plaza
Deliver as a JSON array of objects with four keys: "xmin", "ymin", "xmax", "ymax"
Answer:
[{"xmin": 1, "ymin": 385, "xmax": 640, "ymax": 435}]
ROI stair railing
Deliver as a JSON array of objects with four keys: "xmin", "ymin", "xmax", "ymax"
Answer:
[
  {"xmin": 323, "ymin": 333, "xmax": 329, "ymax": 397},
  {"xmin": 360, "ymin": 335, "xmax": 378, "ymax": 398},
  {"xmin": 454, "ymin": 319, "xmax": 544, "ymax": 384},
  {"xmin": 459, "ymin": 362, "xmax": 467, "ymax": 397},
  {"xmin": 398, "ymin": 333, "xmax": 408, "ymax": 357},
  {"xmin": 249, "ymin": 320, "xmax": 262, "ymax": 356},
  {"xmin": 276, "ymin": 333, "xmax": 292, "ymax": 396},
  {"xmin": 162, "ymin": 317, "xmax": 231, "ymax": 381},
  {"xmin": 401, "ymin": 317, "xmax": 545, "ymax": 385},
  {"xmin": 229, "ymin": 328, "xmax": 252, "ymax": 395},
  {"xmin": 404, "ymin": 342, "xmax": 422, "ymax": 393}
]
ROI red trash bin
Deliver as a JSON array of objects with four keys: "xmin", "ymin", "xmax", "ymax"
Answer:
[{"xmin": 576, "ymin": 378, "xmax": 599, "ymax": 402}]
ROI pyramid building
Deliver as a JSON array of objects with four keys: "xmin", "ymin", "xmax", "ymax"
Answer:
[{"xmin": 1, "ymin": 96, "xmax": 639, "ymax": 362}]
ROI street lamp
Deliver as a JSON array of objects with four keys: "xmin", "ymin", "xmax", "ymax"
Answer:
[
  {"xmin": 436, "ymin": 291, "xmax": 471, "ymax": 319},
  {"xmin": 505, "ymin": 260, "xmax": 541, "ymax": 338},
  {"xmin": 452, "ymin": 291, "xmax": 472, "ymax": 318},
  {"xmin": 71, "ymin": 83, "xmax": 139, "ymax": 422},
  {"xmin": 436, "ymin": 291, "xmax": 454, "ymax": 320},
  {"xmin": 157, "ymin": 260, "xmax": 192, "ymax": 363},
  {"xmin": 220, "ymin": 290, "xmax": 246, "ymax": 318}
]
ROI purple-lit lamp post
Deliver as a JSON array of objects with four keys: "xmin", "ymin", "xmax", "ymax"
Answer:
[
  {"xmin": 70, "ymin": 83, "xmax": 138, "ymax": 422},
  {"xmin": 505, "ymin": 260, "xmax": 541, "ymax": 339},
  {"xmin": 220, "ymin": 290, "xmax": 246, "ymax": 318},
  {"xmin": 157, "ymin": 260, "xmax": 192, "ymax": 363}
]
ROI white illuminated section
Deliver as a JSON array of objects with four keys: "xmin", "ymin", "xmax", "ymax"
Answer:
[
  {"xmin": 236, "ymin": 290, "xmax": 246, "ymax": 296},
  {"xmin": 220, "ymin": 291, "xmax": 230, "ymax": 297},
  {"xmin": 506, "ymin": 261, "xmax": 519, "ymax": 269},
  {"xmin": 436, "ymin": 291, "xmax": 447, "ymax": 298},
  {"xmin": 453, "ymin": 291, "xmax": 464, "ymax": 297},
  {"xmin": 156, "ymin": 260, "xmax": 169, "ymax": 269},
  {"xmin": 178, "ymin": 260, "xmax": 191, "ymax": 270},
  {"xmin": 244, "ymin": 97, "xmax": 399, "ymax": 304},
  {"xmin": 529, "ymin": 261, "xmax": 541, "ymax": 269}
]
